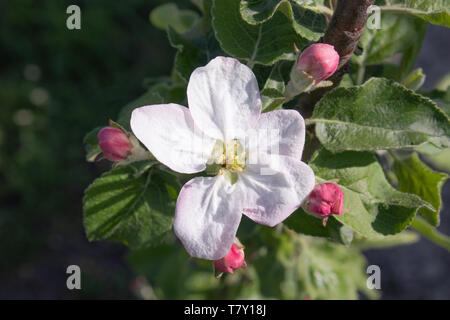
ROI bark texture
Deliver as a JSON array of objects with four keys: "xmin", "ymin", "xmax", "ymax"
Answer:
[{"xmin": 297, "ymin": 0, "xmax": 376, "ymax": 117}]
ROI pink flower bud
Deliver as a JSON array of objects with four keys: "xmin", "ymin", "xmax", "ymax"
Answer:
[
  {"xmin": 97, "ymin": 126, "xmax": 132, "ymax": 161},
  {"xmin": 305, "ymin": 182, "xmax": 344, "ymax": 219},
  {"xmin": 296, "ymin": 43, "xmax": 339, "ymax": 83},
  {"xmin": 213, "ymin": 243, "xmax": 245, "ymax": 275}
]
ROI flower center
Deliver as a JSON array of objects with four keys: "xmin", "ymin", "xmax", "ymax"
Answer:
[{"xmin": 206, "ymin": 139, "xmax": 247, "ymax": 184}]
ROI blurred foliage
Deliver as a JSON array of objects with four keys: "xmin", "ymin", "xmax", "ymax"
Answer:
[
  {"xmin": 128, "ymin": 220, "xmax": 380, "ymax": 300},
  {"xmin": 0, "ymin": 0, "xmax": 189, "ymax": 298}
]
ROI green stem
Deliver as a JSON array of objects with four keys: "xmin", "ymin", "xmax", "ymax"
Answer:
[
  {"xmin": 355, "ymin": 47, "xmax": 369, "ymax": 85},
  {"xmin": 411, "ymin": 217, "xmax": 450, "ymax": 252},
  {"xmin": 356, "ymin": 63, "xmax": 366, "ymax": 85},
  {"xmin": 328, "ymin": 0, "xmax": 333, "ymax": 10},
  {"xmin": 387, "ymin": 149, "xmax": 401, "ymax": 161},
  {"xmin": 246, "ymin": 25, "xmax": 262, "ymax": 69}
]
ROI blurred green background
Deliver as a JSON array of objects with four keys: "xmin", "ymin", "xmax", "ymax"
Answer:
[
  {"xmin": 1, "ymin": 0, "xmax": 449, "ymax": 299},
  {"xmin": 0, "ymin": 0, "xmax": 187, "ymax": 298}
]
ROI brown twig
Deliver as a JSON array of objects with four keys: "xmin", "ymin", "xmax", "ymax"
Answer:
[{"xmin": 297, "ymin": 0, "xmax": 375, "ymax": 117}]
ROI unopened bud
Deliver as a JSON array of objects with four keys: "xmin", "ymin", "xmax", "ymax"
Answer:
[
  {"xmin": 297, "ymin": 43, "xmax": 339, "ymax": 83},
  {"xmin": 303, "ymin": 183, "xmax": 344, "ymax": 226},
  {"xmin": 285, "ymin": 43, "xmax": 339, "ymax": 99},
  {"xmin": 98, "ymin": 126, "xmax": 132, "ymax": 161},
  {"xmin": 213, "ymin": 242, "xmax": 245, "ymax": 277}
]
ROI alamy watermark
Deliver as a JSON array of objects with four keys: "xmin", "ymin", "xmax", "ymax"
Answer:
[
  {"xmin": 66, "ymin": 265, "xmax": 81, "ymax": 290},
  {"xmin": 66, "ymin": 5, "xmax": 81, "ymax": 30},
  {"xmin": 367, "ymin": 5, "xmax": 381, "ymax": 30},
  {"xmin": 366, "ymin": 265, "xmax": 381, "ymax": 290},
  {"xmin": 295, "ymin": 2, "xmax": 382, "ymax": 30},
  {"xmin": 64, "ymin": 3, "xmax": 381, "ymax": 31}
]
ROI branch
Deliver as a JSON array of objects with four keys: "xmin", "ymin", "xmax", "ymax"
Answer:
[
  {"xmin": 297, "ymin": 0, "xmax": 375, "ymax": 117},
  {"xmin": 325, "ymin": 0, "xmax": 375, "ymax": 68}
]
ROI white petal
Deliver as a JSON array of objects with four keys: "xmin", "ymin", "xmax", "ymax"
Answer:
[
  {"xmin": 239, "ymin": 155, "xmax": 315, "ymax": 227},
  {"xmin": 130, "ymin": 104, "xmax": 215, "ymax": 174},
  {"xmin": 174, "ymin": 175, "xmax": 243, "ymax": 260},
  {"xmin": 247, "ymin": 110, "xmax": 306, "ymax": 161},
  {"xmin": 187, "ymin": 56, "xmax": 262, "ymax": 141}
]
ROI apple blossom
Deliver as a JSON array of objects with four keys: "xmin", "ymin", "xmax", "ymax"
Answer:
[
  {"xmin": 98, "ymin": 126, "xmax": 131, "ymax": 161},
  {"xmin": 285, "ymin": 43, "xmax": 339, "ymax": 99},
  {"xmin": 303, "ymin": 182, "xmax": 344, "ymax": 226},
  {"xmin": 213, "ymin": 241, "xmax": 245, "ymax": 277},
  {"xmin": 297, "ymin": 43, "xmax": 340, "ymax": 83},
  {"xmin": 98, "ymin": 125, "xmax": 151, "ymax": 164},
  {"xmin": 130, "ymin": 56, "xmax": 315, "ymax": 260}
]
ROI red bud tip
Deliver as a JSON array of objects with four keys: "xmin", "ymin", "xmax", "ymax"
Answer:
[
  {"xmin": 306, "ymin": 182, "xmax": 344, "ymax": 219},
  {"xmin": 97, "ymin": 126, "xmax": 132, "ymax": 161},
  {"xmin": 296, "ymin": 43, "xmax": 339, "ymax": 83},
  {"xmin": 213, "ymin": 243, "xmax": 245, "ymax": 275}
]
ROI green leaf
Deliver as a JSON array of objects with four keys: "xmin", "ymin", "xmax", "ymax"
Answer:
[
  {"xmin": 339, "ymin": 74, "xmax": 355, "ymax": 88},
  {"xmin": 421, "ymin": 88, "xmax": 450, "ymax": 116},
  {"xmin": 379, "ymin": 0, "xmax": 450, "ymax": 27},
  {"xmin": 255, "ymin": 229, "xmax": 374, "ymax": 299},
  {"xmin": 284, "ymin": 208, "xmax": 354, "ymax": 246},
  {"xmin": 212, "ymin": 0, "xmax": 309, "ymax": 66},
  {"xmin": 191, "ymin": 0, "xmax": 206, "ymax": 13},
  {"xmin": 83, "ymin": 165, "xmax": 180, "ymax": 249},
  {"xmin": 167, "ymin": 27, "xmax": 207, "ymax": 82},
  {"xmin": 354, "ymin": 13, "xmax": 426, "ymax": 67},
  {"xmin": 436, "ymin": 73, "xmax": 450, "ymax": 91},
  {"xmin": 252, "ymin": 240, "xmax": 296, "ymax": 298},
  {"xmin": 421, "ymin": 148, "xmax": 450, "ymax": 174},
  {"xmin": 150, "ymin": 3, "xmax": 199, "ymax": 34},
  {"xmin": 360, "ymin": 63, "xmax": 400, "ymax": 83},
  {"xmin": 353, "ymin": 13, "xmax": 426, "ymax": 84},
  {"xmin": 392, "ymin": 152, "xmax": 448, "ymax": 226},
  {"xmin": 351, "ymin": 231, "xmax": 419, "ymax": 250},
  {"xmin": 399, "ymin": 21, "xmax": 427, "ymax": 80},
  {"xmin": 129, "ymin": 159, "xmax": 160, "ymax": 178},
  {"xmin": 414, "ymin": 142, "xmax": 444, "ymax": 155},
  {"xmin": 312, "ymin": 78, "xmax": 450, "ymax": 152},
  {"xmin": 402, "ymin": 68, "xmax": 425, "ymax": 91},
  {"xmin": 261, "ymin": 61, "xmax": 291, "ymax": 111},
  {"xmin": 83, "ymin": 127, "xmax": 102, "ymax": 162},
  {"xmin": 297, "ymin": 235, "xmax": 377, "ymax": 299},
  {"xmin": 310, "ymin": 149, "xmax": 432, "ymax": 238},
  {"xmin": 167, "ymin": 1, "xmax": 224, "ymax": 83},
  {"xmin": 239, "ymin": 0, "xmax": 327, "ymax": 41}
]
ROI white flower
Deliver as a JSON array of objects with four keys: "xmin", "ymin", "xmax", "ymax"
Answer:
[{"xmin": 131, "ymin": 57, "xmax": 315, "ymax": 260}]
